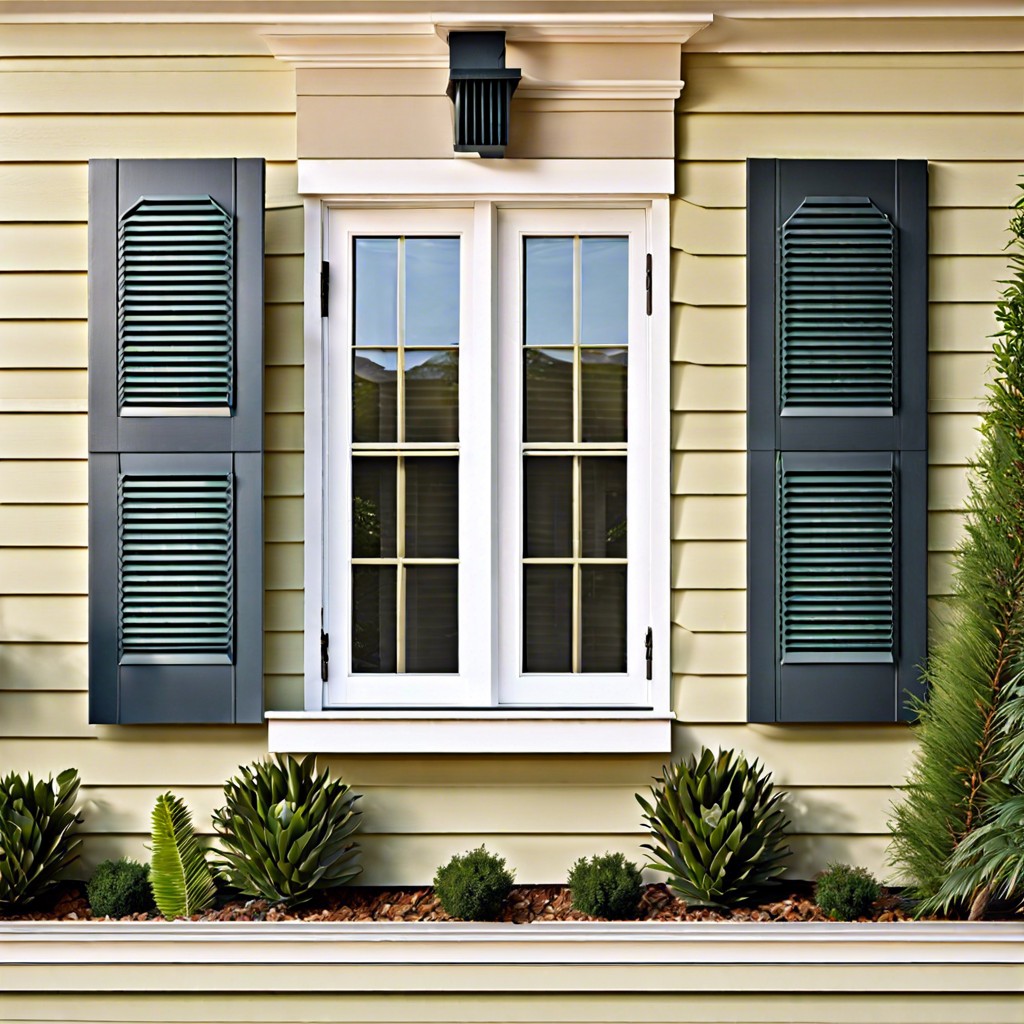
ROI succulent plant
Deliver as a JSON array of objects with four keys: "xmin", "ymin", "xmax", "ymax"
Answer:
[
  {"xmin": 637, "ymin": 747, "xmax": 791, "ymax": 909},
  {"xmin": 149, "ymin": 792, "xmax": 217, "ymax": 920},
  {"xmin": 213, "ymin": 754, "xmax": 362, "ymax": 904},
  {"xmin": 0, "ymin": 767, "xmax": 81, "ymax": 910}
]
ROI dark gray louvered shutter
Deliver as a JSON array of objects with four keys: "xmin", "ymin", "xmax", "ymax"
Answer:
[
  {"xmin": 747, "ymin": 160, "xmax": 927, "ymax": 723},
  {"xmin": 89, "ymin": 159, "xmax": 264, "ymax": 724}
]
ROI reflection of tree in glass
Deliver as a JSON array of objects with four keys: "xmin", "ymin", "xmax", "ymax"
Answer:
[
  {"xmin": 606, "ymin": 519, "xmax": 627, "ymax": 547},
  {"xmin": 352, "ymin": 496, "xmax": 380, "ymax": 557}
]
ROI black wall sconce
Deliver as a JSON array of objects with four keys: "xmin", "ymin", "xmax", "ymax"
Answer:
[{"xmin": 447, "ymin": 32, "xmax": 521, "ymax": 158}]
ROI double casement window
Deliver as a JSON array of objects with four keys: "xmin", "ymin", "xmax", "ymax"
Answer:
[{"xmin": 321, "ymin": 205, "xmax": 657, "ymax": 708}]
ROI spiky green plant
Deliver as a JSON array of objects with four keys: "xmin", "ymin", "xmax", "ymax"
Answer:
[
  {"xmin": 637, "ymin": 748, "xmax": 791, "ymax": 909},
  {"xmin": 889, "ymin": 184, "xmax": 1024, "ymax": 915},
  {"xmin": 149, "ymin": 792, "xmax": 216, "ymax": 920},
  {"xmin": 0, "ymin": 768, "xmax": 81, "ymax": 910},
  {"xmin": 212, "ymin": 754, "xmax": 362, "ymax": 905}
]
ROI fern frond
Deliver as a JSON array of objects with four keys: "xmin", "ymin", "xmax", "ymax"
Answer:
[{"xmin": 149, "ymin": 792, "xmax": 216, "ymax": 920}]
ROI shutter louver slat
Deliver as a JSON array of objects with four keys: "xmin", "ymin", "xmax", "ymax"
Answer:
[
  {"xmin": 118, "ymin": 475, "xmax": 234, "ymax": 656},
  {"xmin": 780, "ymin": 197, "xmax": 896, "ymax": 410},
  {"xmin": 779, "ymin": 463, "xmax": 895, "ymax": 657},
  {"xmin": 117, "ymin": 195, "xmax": 234, "ymax": 410}
]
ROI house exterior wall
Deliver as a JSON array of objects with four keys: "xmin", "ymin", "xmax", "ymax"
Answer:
[{"xmin": 0, "ymin": 21, "xmax": 1018, "ymax": 883}]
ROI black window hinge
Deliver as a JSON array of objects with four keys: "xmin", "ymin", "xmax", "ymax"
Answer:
[
  {"xmin": 645, "ymin": 626, "xmax": 653, "ymax": 681},
  {"xmin": 645, "ymin": 254, "xmax": 652, "ymax": 316},
  {"xmin": 320, "ymin": 628, "xmax": 330, "ymax": 682},
  {"xmin": 320, "ymin": 260, "xmax": 330, "ymax": 318}
]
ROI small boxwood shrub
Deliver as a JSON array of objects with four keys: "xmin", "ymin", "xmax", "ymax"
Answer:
[
  {"xmin": 433, "ymin": 846, "xmax": 514, "ymax": 920},
  {"xmin": 87, "ymin": 858, "xmax": 153, "ymax": 918},
  {"xmin": 568, "ymin": 852, "xmax": 643, "ymax": 919},
  {"xmin": 815, "ymin": 863, "xmax": 881, "ymax": 920}
]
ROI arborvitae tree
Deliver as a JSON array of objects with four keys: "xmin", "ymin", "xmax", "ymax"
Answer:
[{"xmin": 889, "ymin": 185, "xmax": 1024, "ymax": 915}]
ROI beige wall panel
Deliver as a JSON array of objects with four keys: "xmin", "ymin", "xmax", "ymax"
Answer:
[
  {"xmin": 265, "ymin": 365, "xmax": 303, "ymax": 413},
  {"xmin": 266, "ymin": 542, "xmax": 303, "ymax": 590},
  {"xmin": 675, "ymin": 161, "xmax": 746, "ymax": 208},
  {"xmin": 673, "ymin": 674, "xmax": 746, "ymax": 723},
  {"xmin": 265, "ymin": 497, "xmax": 303, "ymax": 543},
  {"xmin": 931, "ymin": 302, "xmax": 999, "ymax": 352},
  {"xmin": 298, "ymin": 68, "xmax": 450, "ymax": 97},
  {"xmin": 0, "ymin": 24, "xmax": 268, "ymax": 57},
  {"xmin": 929, "ymin": 511, "xmax": 965, "ymax": 553},
  {"xmin": 673, "ymin": 451, "xmax": 745, "ymax": 495},
  {"xmin": 509, "ymin": 112, "xmax": 672, "ymax": 160},
  {"xmin": 0, "ymin": 690, "xmax": 93, "ymax": 738},
  {"xmin": 671, "ymin": 412, "xmax": 745, "ymax": 452},
  {"xmin": 265, "ymin": 207, "xmax": 303, "ymax": 257},
  {"xmin": 265, "ymin": 589, "xmax": 302, "ymax": 631},
  {"xmin": 0, "ymin": 115, "xmax": 295, "ymax": 160},
  {"xmin": 929, "ymin": 466, "xmax": 971, "ymax": 511},
  {"xmin": 0, "ymin": 414, "xmax": 85, "ymax": 457},
  {"xmin": 671, "ymin": 200, "xmax": 744, "ymax": 255},
  {"xmin": 672, "ymin": 495, "xmax": 745, "ymax": 539},
  {"xmin": 266, "ymin": 674, "xmax": 303, "ymax": 711},
  {"xmin": 671, "ymin": 253, "xmax": 744, "ymax": 306},
  {"xmin": 673, "ymin": 540, "xmax": 744, "ymax": 590},
  {"xmin": 0, "ymin": 504, "xmax": 85, "ymax": 547},
  {"xmin": 672, "ymin": 364, "xmax": 744, "ymax": 412},
  {"xmin": 298, "ymin": 96, "xmax": 452, "ymax": 159},
  {"xmin": 0, "ymin": 461, "xmax": 86, "ymax": 502},
  {"xmin": 681, "ymin": 111, "xmax": 1024, "ymax": 160},
  {"xmin": 265, "ymin": 255, "xmax": 302, "ymax": 304},
  {"xmin": 931, "ymin": 256, "xmax": 1010, "ymax": 303},
  {"xmin": 0, "ymin": 595, "xmax": 86, "ymax": 645},
  {"xmin": 0, "ymin": 642, "xmax": 85, "ymax": 691},
  {"xmin": 672, "ymin": 305, "xmax": 745, "ymax": 364},
  {"xmin": 265, "ymin": 631, "xmax": 302, "ymax": 675},
  {"xmin": 265, "ymin": 452, "xmax": 303, "ymax": 496},
  {"xmin": 0, "ymin": 273, "xmax": 85, "ymax": 319},
  {"xmin": 0, "ymin": 549, "xmax": 86, "ymax": 594},
  {"xmin": 265, "ymin": 412, "xmax": 303, "ymax": 452},
  {"xmin": 929, "ymin": 554, "xmax": 955, "ymax": 596},
  {"xmin": 930, "ymin": 413, "xmax": 982, "ymax": 466},
  {"xmin": 930, "ymin": 353, "xmax": 992, "ymax": 400},
  {"xmin": 671, "ymin": 627, "xmax": 744, "ymax": 675},
  {"xmin": 0, "ymin": 322, "xmax": 86, "ymax": 368},
  {"xmin": 931, "ymin": 207, "xmax": 1018, "ymax": 256},
  {"xmin": 680, "ymin": 65, "xmax": 1024, "ymax": 114},
  {"xmin": 508, "ymin": 42, "xmax": 682, "ymax": 85},
  {"xmin": 0, "ymin": 223, "xmax": 85, "ymax": 270},
  {"xmin": 673, "ymin": 589, "xmax": 745, "ymax": 632},
  {"xmin": 265, "ymin": 304, "xmax": 303, "ymax": 363},
  {"xmin": 0, "ymin": 370, "xmax": 86, "ymax": 411},
  {"xmin": 0, "ymin": 70, "xmax": 294, "ymax": 113},
  {"xmin": 929, "ymin": 161, "xmax": 1024, "ymax": 208}
]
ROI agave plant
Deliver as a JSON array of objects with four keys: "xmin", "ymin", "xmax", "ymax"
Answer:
[
  {"xmin": 637, "ymin": 747, "xmax": 791, "ymax": 908},
  {"xmin": 149, "ymin": 792, "xmax": 217, "ymax": 920},
  {"xmin": 213, "ymin": 754, "xmax": 362, "ymax": 904},
  {"xmin": 0, "ymin": 767, "xmax": 81, "ymax": 909}
]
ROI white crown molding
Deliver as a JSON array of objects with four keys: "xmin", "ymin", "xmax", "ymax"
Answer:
[{"xmin": 516, "ymin": 79, "xmax": 687, "ymax": 101}]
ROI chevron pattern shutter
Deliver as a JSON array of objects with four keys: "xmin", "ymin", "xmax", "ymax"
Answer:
[
  {"xmin": 118, "ymin": 196, "xmax": 233, "ymax": 411},
  {"xmin": 780, "ymin": 197, "xmax": 895, "ymax": 411},
  {"xmin": 89, "ymin": 159, "xmax": 264, "ymax": 724},
  {"xmin": 747, "ymin": 160, "xmax": 927, "ymax": 724},
  {"xmin": 118, "ymin": 475, "xmax": 233, "ymax": 658}
]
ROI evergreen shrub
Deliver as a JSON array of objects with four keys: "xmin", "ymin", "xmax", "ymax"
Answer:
[
  {"xmin": 814, "ymin": 863, "xmax": 881, "ymax": 921},
  {"xmin": 86, "ymin": 858, "xmax": 153, "ymax": 918},
  {"xmin": 433, "ymin": 846, "xmax": 514, "ymax": 920},
  {"xmin": 567, "ymin": 852, "xmax": 643, "ymax": 918}
]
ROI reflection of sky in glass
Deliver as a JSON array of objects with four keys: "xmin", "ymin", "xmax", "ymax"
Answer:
[
  {"xmin": 354, "ymin": 238, "xmax": 398, "ymax": 346},
  {"xmin": 406, "ymin": 238, "xmax": 460, "ymax": 346},
  {"xmin": 525, "ymin": 238, "xmax": 573, "ymax": 346},
  {"xmin": 581, "ymin": 238, "xmax": 628, "ymax": 346}
]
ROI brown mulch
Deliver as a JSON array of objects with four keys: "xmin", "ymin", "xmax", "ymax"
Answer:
[{"xmin": 4, "ymin": 881, "xmax": 921, "ymax": 923}]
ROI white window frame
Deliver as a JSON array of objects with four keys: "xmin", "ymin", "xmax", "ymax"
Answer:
[{"xmin": 274, "ymin": 159, "xmax": 673, "ymax": 753}]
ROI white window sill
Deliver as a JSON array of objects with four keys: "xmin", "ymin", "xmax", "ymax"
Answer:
[{"xmin": 266, "ymin": 710, "xmax": 675, "ymax": 753}]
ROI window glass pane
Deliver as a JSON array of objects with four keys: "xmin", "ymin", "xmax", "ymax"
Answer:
[
  {"xmin": 406, "ymin": 238, "xmax": 460, "ymax": 346},
  {"xmin": 524, "ymin": 348, "xmax": 573, "ymax": 442},
  {"xmin": 405, "ymin": 349, "xmax": 458, "ymax": 442},
  {"xmin": 581, "ymin": 457, "xmax": 627, "ymax": 558},
  {"xmin": 524, "ymin": 237, "xmax": 573, "ymax": 346},
  {"xmin": 523, "ymin": 566, "xmax": 572, "ymax": 672},
  {"xmin": 405, "ymin": 565, "xmax": 458, "ymax": 672},
  {"xmin": 353, "ymin": 349, "xmax": 397, "ymax": 442},
  {"xmin": 580, "ymin": 566, "xmax": 627, "ymax": 673},
  {"xmin": 352, "ymin": 566, "xmax": 396, "ymax": 673},
  {"xmin": 524, "ymin": 456, "xmax": 572, "ymax": 558},
  {"xmin": 405, "ymin": 457, "xmax": 459, "ymax": 558},
  {"xmin": 581, "ymin": 348, "xmax": 627, "ymax": 442},
  {"xmin": 354, "ymin": 238, "xmax": 398, "ymax": 346},
  {"xmin": 352, "ymin": 457, "xmax": 397, "ymax": 558},
  {"xmin": 581, "ymin": 237, "xmax": 629, "ymax": 346}
]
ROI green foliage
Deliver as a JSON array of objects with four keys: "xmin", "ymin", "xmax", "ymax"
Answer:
[
  {"xmin": 814, "ymin": 863, "xmax": 881, "ymax": 921},
  {"xmin": 890, "ymin": 184, "xmax": 1024, "ymax": 913},
  {"xmin": 0, "ymin": 768, "xmax": 81, "ymax": 910},
  {"xmin": 86, "ymin": 858, "xmax": 153, "ymax": 918},
  {"xmin": 433, "ymin": 846, "xmax": 515, "ymax": 920},
  {"xmin": 149, "ymin": 792, "xmax": 217, "ymax": 920},
  {"xmin": 567, "ymin": 852, "xmax": 643, "ymax": 919},
  {"xmin": 212, "ymin": 754, "xmax": 362, "ymax": 905},
  {"xmin": 637, "ymin": 748, "xmax": 791, "ymax": 909}
]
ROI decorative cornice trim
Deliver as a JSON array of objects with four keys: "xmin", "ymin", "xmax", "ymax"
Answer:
[{"xmin": 516, "ymin": 79, "xmax": 687, "ymax": 101}]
